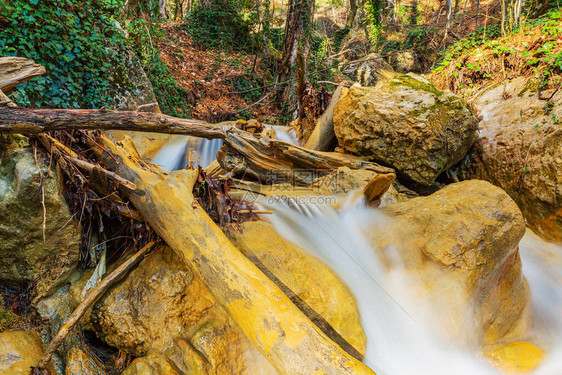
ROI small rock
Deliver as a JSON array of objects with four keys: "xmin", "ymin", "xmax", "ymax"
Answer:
[
  {"xmin": 65, "ymin": 347, "xmax": 105, "ymax": 375},
  {"xmin": 0, "ymin": 330, "xmax": 54, "ymax": 375},
  {"xmin": 388, "ymin": 50, "xmax": 424, "ymax": 73},
  {"xmin": 339, "ymin": 53, "xmax": 395, "ymax": 87}
]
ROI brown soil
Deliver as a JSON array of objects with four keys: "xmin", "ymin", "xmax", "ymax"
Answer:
[{"xmin": 156, "ymin": 23, "xmax": 281, "ymax": 123}]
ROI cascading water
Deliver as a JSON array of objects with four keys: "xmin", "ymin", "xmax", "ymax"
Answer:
[
  {"xmin": 152, "ymin": 130, "xmax": 561, "ymax": 373},
  {"xmin": 151, "ymin": 125, "xmax": 299, "ymax": 171},
  {"xmin": 259, "ymin": 196, "xmax": 562, "ymax": 375}
]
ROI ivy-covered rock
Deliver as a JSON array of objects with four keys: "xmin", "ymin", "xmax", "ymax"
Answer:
[{"xmin": 333, "ymin": 74, "xmax": 478, "ymax": 186}]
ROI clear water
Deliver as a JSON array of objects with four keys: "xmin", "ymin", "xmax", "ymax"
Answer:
[{"xmin": 260, "ymin": 196, "xmax": 562, "ymax": 375}]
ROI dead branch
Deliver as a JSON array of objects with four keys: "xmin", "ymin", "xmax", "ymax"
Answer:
[
  {"xmin": 32, "ymin": 241, "xmax": 160, "ymax": 374},
  {"xmin": 0, "ymin": 107, "xmax": 226, "ymax": 139},
  {"xmin": 219, "ymin": 128, "xmax": 395, "ymax": 185},
  {"xmin": 65, "ymin": 156, "xmax": 137, "ymax": 191},
  {"xmin": 0, "ymin": 57, "xmax": 46, "ymax": 94},
  {"xmin": 96, "ymin": 135, "xmax": 376, "ymax": 375}
]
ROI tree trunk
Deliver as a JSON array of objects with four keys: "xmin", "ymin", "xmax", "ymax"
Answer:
[
  {"xmin": 345, "ymin": 0, "xmax": 359, "ymax": 28},
  {"xmin": 0, "ymin": 106, "xmax": 226, "ymax": 139},
  {"xmin": 276, "ymin": 0, "xmax": 315, "ymax": 115},
  {"xmin": 96, "ymin": 135, "xmax": 378, "ymax": 375}
]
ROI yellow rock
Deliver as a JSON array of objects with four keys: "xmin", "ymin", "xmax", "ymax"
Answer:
[
  {"xmin": 367, "ymin": 180, "xmax": 531, "ymax": 346},
  {"xmin": 228, "ymin": 220, "xmax": 367, "ymax": 359},
  {"xmin": 0, "ymin": 330, "xmax": 55, "ymax": 375},
  {"xmin": 485, "ymin": 341, "xmax": 546, "ymax": 374}
]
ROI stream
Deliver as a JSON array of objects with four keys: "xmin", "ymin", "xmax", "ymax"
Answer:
[{"xmin": 153, "ymin": 133, "xmax": 562, "ymax": 374}]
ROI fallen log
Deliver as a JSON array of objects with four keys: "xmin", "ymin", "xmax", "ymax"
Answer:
[
  {"xmin": 97, "ymin": 135, "xmax": 377, "ymax": 375},
  {"xmin": 219, "ymin": 128, "xmax": 394, "ymax": 185},
  {"xmin": 0, "ymin": 106, "xmax": 226, "ymax": 139},
  {"xmin": 0, "ymin": 57, "xmax": 46, "ymax": 94}
]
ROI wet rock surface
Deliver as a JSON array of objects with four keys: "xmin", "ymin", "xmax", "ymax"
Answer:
[
  {"xmin": 462, "ymin": 77, "xmax": 562, "ymax": 242},
  {"xmin": 228, "ymin": 220, "xmax": 367, "ymax": 358},
  {"xmin": 369, "ymin": 180, "xmax": 530, "ymax": 345},
  {"xmin": 334, "ymin": 74, "xmax": 479, "ymax": 186},
  {"xmin": 0, "ymin": 142, "xmax": 81, "ymax": 297}
]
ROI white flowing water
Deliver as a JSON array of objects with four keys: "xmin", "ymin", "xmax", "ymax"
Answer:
[
  {"xmin": 152, "ymin": 131, "xmax": 562, "ymax": 373},
  {"xmin": 260, "ymin": 196, "xmax": 562, "ymax": 375},
  {"xmin": 151, "ymin": 125, "xmax": 299, "ymax": 171}
]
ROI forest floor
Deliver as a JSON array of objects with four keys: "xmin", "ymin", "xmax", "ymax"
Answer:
[{"xmin": 155, "ymin": 23, "xmax": 282, "ymax": 124}]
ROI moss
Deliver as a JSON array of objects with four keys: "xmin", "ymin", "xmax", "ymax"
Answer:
[
  {"xmin": 391, "ymin": 74, "xmax": 444, "ymax": 96},
  {"xmin": 518, "ymin": 79, "xmax": 540, "ymax": 97},
  {"xmin": 0, "ymin": 302, "xmax": 19, "ymax": 331}
]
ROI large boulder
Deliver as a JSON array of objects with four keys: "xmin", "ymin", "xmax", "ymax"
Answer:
[
  {"xmin": 0, "ymin": 330, "xmax": 54, "ymax": 374},
  {"xmin": 334, "ymin": 74, "xmax": 479, "ymax": 186},
  {"xmin": 0, "ymin": 140, "xmax": 81, "ymax": 297},
  {"xmin": 91, "ymin": 246, "xmax": 277, "ymax": 374},
  {"xmin": 462, "ymin": 77, "xmax": 562, "ymax": 242},
  {"xmin": 367, "ymin": 180, "xmax": 530, "ymax": 346}
]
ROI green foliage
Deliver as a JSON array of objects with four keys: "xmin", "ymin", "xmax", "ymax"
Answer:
[
  {"xmin": 127, "ymin": 20, "xmax": 193, "ymax": 118},
  {"xmin": 436, "ymin": 9, "xmax": 562, "ymax": 79},
  {"xmin": 0, "ymin": 0, "xmax": 128, "ymax": 109},
  {"xmin": 183, "ymin": 1, "xmax": 253, "ymax": 52},
  {"xmin": 364, "ymin": 0, "xmax": 383, "ymax": 44}
]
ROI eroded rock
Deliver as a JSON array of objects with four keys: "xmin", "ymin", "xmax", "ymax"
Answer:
[
  {"xmin": 91, "ymin": 246, "xmax": 277, "ymax": 374},
  {"xmin": 334, "ymin": 74, "xmax": 478, "ymax": 186},
  {"xmin": 0, "ymin": 143, "xmax": 81, "ymax": 297},
  {"xmin": 462, "ymin": 77, "xmax": 562, "ymax": 242},
  {"xmin": 368, "ymin": 180, "xmax": 530, "ymax": 345}
]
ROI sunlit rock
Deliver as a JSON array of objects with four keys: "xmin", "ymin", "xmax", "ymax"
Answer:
[
  {"xmin": 0, "ymin": 330, "xmax": 54, "ymax": 374},
  {"xmin": 485, "ymin": 341, "xmax": 546, "ymax": 374},
  {"xmin": 368, "ymin": 180, "xmax": 530, "ymax": 346},
  {"xmin": 462, "ymin": 77, "xmax": 562, "ymax": 242},
  {"xmin": 91, "ymin": 246, "xmax": 277, "ymax": 374},
  {"xmin": 334, "ymin": 74, "xmax": 478, "ymax": 186}
]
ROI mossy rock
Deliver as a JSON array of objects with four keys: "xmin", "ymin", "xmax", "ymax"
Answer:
[{"xmin": 334, "ymin": 73, "xmax": 478, "ymax": 186}]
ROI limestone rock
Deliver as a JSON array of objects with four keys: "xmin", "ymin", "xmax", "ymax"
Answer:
[
  {"xmin": 462, "ymin": 77, "xmax": 562, "ymax": 242},
  {"xmin": 91, "ymin": 246, "xmax": 276, "ymax": 374},
  {"xmin": 388, "ymin": 50, "xmax": 424, "ymax": 73},
  {"xmin": 312, "ymin": 166, "xmax": 404, "ymax": 207},
  {"xmin": 0, "ymin": 145, "xmax": 81, "ymax": 297},
  {"xmin": 228, "ymin": 220, "xmax": 367, "ymax": 358},
  {"xmin": 334, "ymin": 74, "xmax": 478, "ymax": 186},
  {"xmin": 0, "ymin": 330, "xmax": 54, "ymax": 374},
  {"xmin": 339, "ymin": 53, "xmax": 395, "ymax": 87},
  {"xmin": 65, "ymin": 347, "xmax": 105, "ymax": 375},
  {"xmin": 485, "ymin": 341, "xmax": 546, "ymax": 374},
  {"xmin": 107, "ymin": 49, "xmax": 158, "ymax": 112},
  {"xmin": 368, "ymin": 180, "xmax": 530, "ymax": 345}
]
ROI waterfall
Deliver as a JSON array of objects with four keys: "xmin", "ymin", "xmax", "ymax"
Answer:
[
  {"xmin": 260, "ymin": 196, "xmax": 562, "ymax": 375},
  {"xmin": 151, "ymin": 125, "xmax": 299, "ymax": 171}
]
